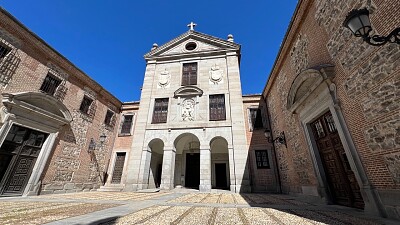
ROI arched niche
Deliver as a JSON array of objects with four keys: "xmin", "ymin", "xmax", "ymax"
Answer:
[{"xmin": 286, "ymin": 64, "xmax": 334, "ymax": 113}]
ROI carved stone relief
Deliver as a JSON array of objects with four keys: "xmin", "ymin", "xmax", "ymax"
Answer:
[
  {"xmin": 158, "ymin": 68, "xmax": 171, "ymax": 88},
  {"xmin": 209, "ymin": 64, "xmax": 223, "ymax": 84},
  {"xmin": 181, "ymin": 98, "xmax": 195, "ymax": 121}
]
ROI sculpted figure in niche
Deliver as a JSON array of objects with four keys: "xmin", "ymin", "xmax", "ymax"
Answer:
[
  {"xmin": 182, "ymin": 99, "xmax": 195, "ymax": 121},
  {"xmin": 158, "ymin": 68, "xmax": 171, "ymax": 88},
  {"xmin": 209, "ymin": 64, "xmax": 223, "ymax": 84}
]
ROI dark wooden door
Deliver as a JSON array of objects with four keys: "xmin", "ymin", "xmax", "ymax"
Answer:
[
  {"xmin": 111, "ymin": 152, "xmax": 126, "ymax": 184},
  {"xmin": 0, "ymin": 125, "xmax": 47, "ymax": 196},
  {"xmin": 215, "ymin": 163, "xmax": 228, "ymax": 189},
  {"xmin": 185, "ymin": 153, "xmax": 200, "ymax": 188},
  {"xmin": 311, "ymin": 112, "xmax": 364, "ymax": 209}
]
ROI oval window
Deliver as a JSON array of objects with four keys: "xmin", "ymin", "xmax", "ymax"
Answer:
[{"xmin": 185, "ymin": 42, "xmax": 197, "ymax": 51}]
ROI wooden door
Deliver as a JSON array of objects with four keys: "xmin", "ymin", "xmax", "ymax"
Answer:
[
  {"xmin": 0, "ymin": 125, "xmax": 47, "ymax": 196},
  {"xmin": 111, "ymin": 152, "xmax": 126, "ymax": 184},
  {"xmin": 311, "ymin": 112, "xmax": 364, "ymax": 209},
  {"xmin": 185, "ymin": 153, "xmax": 200, "ymax": 188}
]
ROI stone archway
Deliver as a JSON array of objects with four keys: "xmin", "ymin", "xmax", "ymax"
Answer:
[
  {"xmin": 147, "ymin": 138, "xmax": 164, "ymax": 188},
  {"xmin": 173, "ymin": 133, "xmax": 200, "ymax": 189},
  {"xmin": 210, "ymin": 136, "xmax": 230, "ymax": 190}
]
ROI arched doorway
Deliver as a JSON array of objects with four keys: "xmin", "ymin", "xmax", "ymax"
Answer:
[
  {"xmin": 210, "ymin": 137, "xmax": 230, "ymax": 190},
  {"xmin": 147, "ymin": 139, "xmax": 164, "ymax": 188},
  {"xmin": 174, "ymin": 133, "xmax": 200, "ymax": 189}
]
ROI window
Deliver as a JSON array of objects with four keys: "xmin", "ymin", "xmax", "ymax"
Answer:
[
  {"xmin": 79, "ymin": 96, "xmax": 93, "ymax": 114},
  {"xmin": 39, "ymin": 73, "xmax": 62, "ymax": 95},
  {"xmin": 182, "ymin": 62, "xmax": 197, "ymax": 85},
  {"xmin": 249, "ymin": 108, "xmax": 264, "ymax": 131},
  {"xmin": 152, "ymin": 98, "xmax": 169, "ymax": 123},
  {"xmin": 104, "ymin": 110, "xmax": 114, "ymax": 126},
  {"xmin": 120, "ymin": 114, "xmax": 134, "ymax": 135},
  {"xmin": 255, "ymin": 150, "xmax": 270, "ymax": 169},
  {"xmin": 0, "ymin": 43, "xmax": 11, "ymax": 59},
  {"xmin": 209, "ymin": 94, "xmax": 226, "ymax": 121}
]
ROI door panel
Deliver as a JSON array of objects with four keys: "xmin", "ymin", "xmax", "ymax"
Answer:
[
  {"xmin": 215, "ymin": 163, "xmax": 228, "ymax": 189},
  {"xmin": 111, "ymin": 152, "xmax": 126, "ymax": 184},
  {"xmin": 311, "ymin": 112, "xmax": 364, "ymax": 209},
  {"xmin": 0, "ymin": 125, "xmax": 47, "ymax": 196}
]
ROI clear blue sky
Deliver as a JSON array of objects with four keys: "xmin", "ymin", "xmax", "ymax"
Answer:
[{"xmin": 1, "ymin": 0, "xmax": 297, "ymax": 102}]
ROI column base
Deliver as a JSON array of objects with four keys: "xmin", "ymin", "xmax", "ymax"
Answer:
[
  {"xmin": 199, "ymin": 184, "xmax": 211, "ymax": 192},
  {"xmin": 231, "ymin": 184, "xmax": 251, "ymax": 193}
]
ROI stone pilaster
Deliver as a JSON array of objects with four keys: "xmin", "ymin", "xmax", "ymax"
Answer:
[
  {"xmin": 199, "ymin": 148, "xmax": 211, "ymax": 192},
  {"xmin": 160, "ymin": 148, "xmax": 176, "ymax": 190}
]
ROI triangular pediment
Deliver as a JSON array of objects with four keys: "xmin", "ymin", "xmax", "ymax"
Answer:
[
  {"xmin": 174, "ymin": 86, "xmax": 203, "ymax": 98},
  {"xmin": 145, "ymin": 30, "xmax": 240, "ymax": 59}
]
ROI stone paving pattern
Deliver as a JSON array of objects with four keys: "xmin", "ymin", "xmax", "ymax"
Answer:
[{"xmin": 0, "ymin": 192, "xmax": 396, "ymax": 225}]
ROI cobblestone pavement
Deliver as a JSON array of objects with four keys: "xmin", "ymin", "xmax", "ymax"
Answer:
[{"xmin": 0, "ymin": 191, "xmax": 397, "ymax": 225}]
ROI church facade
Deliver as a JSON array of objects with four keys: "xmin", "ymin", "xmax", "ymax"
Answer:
[{"xmin": 103, "ymin": 27, "xmax": 278, "ymax": 193}]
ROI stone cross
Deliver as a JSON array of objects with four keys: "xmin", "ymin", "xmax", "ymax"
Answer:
[{"xmin": 187, "ymin": 22, "xmax": 197, "ymax": 31}]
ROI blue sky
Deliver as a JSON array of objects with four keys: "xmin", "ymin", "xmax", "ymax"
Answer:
[{"xmin": 1, "ymin": 0, "xmax": 297, "ymax": 102}]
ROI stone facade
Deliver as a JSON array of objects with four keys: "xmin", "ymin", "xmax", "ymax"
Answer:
[{"xmin": 263, "ymin": 0, "xmax": 400, "ymax": 220}]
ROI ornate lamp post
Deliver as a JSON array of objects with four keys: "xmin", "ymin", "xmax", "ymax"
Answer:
[
  {"xmin": 264, "ymin": 128, "xmax": 287, "ymax": 148},
  {"xmin": 343, "ymin": 8, "xmax": 400, "ymax": 46}
]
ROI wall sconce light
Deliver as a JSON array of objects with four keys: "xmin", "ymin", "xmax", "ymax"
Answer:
[
  {"xmin": 343, "ymin": 8, "xmax": 400, "ymax": 46},
  {"xmin": 264, "ymin": 128, "xmax": 287, "ymax": 148},
  {"xmin": 88, "ymin": 133, "xmax": 107, "ymax": 152}
]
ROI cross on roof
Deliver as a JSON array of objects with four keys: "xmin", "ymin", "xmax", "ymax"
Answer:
[{"xmin": 187, "ymin": 22, "xmax": 197, "ymax": 31}]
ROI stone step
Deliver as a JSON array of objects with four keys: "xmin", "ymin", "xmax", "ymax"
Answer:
[{"xmin": 97, "ymin": 185, "xmax": 124, "ymax": 192}]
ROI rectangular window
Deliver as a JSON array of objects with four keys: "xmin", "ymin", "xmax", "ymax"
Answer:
[
  {"xmin": 79, "ymin": 96, "xmax": 93, "ymax": 114},
  {"xmin": 104, "ymin": 110, "xmax": 114, "ymax": 126},
  {"xmin": 182, "ymin": 62, "xmax": 197, "ymax": 85},
  {"xmin": 120, "ymin": 114, "xmax": 133, "ymax": 135},
  {"xmin": 152, "ymin": 98, "xmax": 169, "ymax": 123},
  {"xmin": 255, "ymin": 150, "xmax": 270, "ymax": 169},
  {"xmin": 249, "ymin": 108, "xmax": 264, "ymax": 131},
  {"xmin": 39, "ymin": 73, "xmax": 62, "ymax": 95},
  {"xmin": 0, "ymin": 43, "xmax": 11, "ymax": 59},
  {"xmin": 209, "ymin": 94, "xmax": 226, "ymax": 121}
]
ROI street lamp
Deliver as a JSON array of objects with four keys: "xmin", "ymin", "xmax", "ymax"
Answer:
[
  {"xmin": 343, "ymin": 8, "xmax": 400, "ymax": 46},
  {"xmin": 88, "ymin": 133, "xmax": 107, "ymax": 152},
  {"xmin": 264, "ymin": 128, "xmax": 287, "ymax": 148}
]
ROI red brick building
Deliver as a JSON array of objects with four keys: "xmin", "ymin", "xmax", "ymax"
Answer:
[{"xmin": 263, "ymin": 0, "xmax": 400, "ymax": 219}]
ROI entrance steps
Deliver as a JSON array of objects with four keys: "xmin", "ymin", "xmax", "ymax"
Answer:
[{"xmin": 97, "ymin": 184, "xmax": 124, "ymax": 192}]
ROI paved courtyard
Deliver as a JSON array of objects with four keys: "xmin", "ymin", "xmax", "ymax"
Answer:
[{"xmin": 0, "ymin": 191, "xmax": 397, "ymax": 225}]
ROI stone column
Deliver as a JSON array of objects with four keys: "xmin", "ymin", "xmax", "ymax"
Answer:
[
  {"xmin": 199, "ymin": 147, "xmax": 211, "ymax": 192},
  {"xmin": 136, "ymin": 148, "xmax": 152, "ymax": 190},
  {"xmin": 160, "ymin": 148, "xmax": 176, "ymax": 190}
]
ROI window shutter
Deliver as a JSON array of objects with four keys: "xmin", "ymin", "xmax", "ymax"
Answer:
[
  {"xmin": 0, "ymin": 48, "xmax": 20, "ymax": 85},
  {"xmin": 88, "ymin": 100, "xmax": 97, "ymax": 118}
]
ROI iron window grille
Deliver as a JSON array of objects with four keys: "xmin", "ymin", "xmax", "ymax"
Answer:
[
  {"xmin": 209, "ymin": 94, "xmax": 226, "ymax": 121},
  {"xmin": 182, "ymin": 62, "xmax": 197, "ymax": 85},
  {"xmin": 79, "ymin": 95, "xmax": 93, "ymax": 115},
  {"xmin": 255, "ymin": 150, "xmax": 270, "ymax": 169},
  {"xmin": 152, "ymin": 98, "xmax": 169, "ymax": 123},
  {"xmin": 0, "ymin": 39, "xmax": 21, "ymax": 85},
  {"xmin": 39, "ymin": 73, "xmax": 62, "ymax": 95},
  {"xmin": 120, "ymin": 114, "xmax": 133, "ymax": 135}
]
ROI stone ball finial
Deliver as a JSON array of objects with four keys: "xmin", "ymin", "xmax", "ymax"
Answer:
[
  {"xmin": 227, "ymin": 34, "xmax": 234, "ymax": 42},
  {"xmin": 151, "ymin": 43, "xmax": 158, "ymax": 50}
]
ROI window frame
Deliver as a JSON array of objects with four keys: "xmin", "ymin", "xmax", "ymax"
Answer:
[
  {"xmin": 181, "ymin": 62, "xmax": 198, "ymax": 86},
  {"xmin": 152, "ymin": 98, "xmax": 169, "ymax": 124},
  {"xmin": 255, "ymin": 150, "xmax": 270, "ymax": 169},
  {"xmin": 39, "ymin": 73, "xmax": 62, "ymax": 96},
  {"xmin": 104, "ymin": 109, "xmax": 115, "ymax": 126},
  {"xmin": 119, "ymin": 114, "xmax": 134, "ymax": 135},
  {"xmin": 79, "ymin": 95, "xmax": 94, "ymax": 115},
  {"xmin": 209, "ymin": 94, "xmax": 226, "ymax": 121},
  {"xmin": 248, "ymin": 107, "xmax": 264, "ymax": 131}
]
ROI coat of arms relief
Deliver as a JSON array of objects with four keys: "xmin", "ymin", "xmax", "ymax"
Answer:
[
  {"xmin": 181, "ymin": 98, "xmax": 195, "ymax": 121},
  {"xmin": 209, "ymin": 64, "xmax": 223, "ymax": 84},
  {"xmin": 158, "ymin": 68, "xmax": 171, "ymax": 88}
]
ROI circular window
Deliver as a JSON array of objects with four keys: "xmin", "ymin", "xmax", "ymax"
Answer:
[{"xmin": 185, "ymin": 42, "xmax": 197, "ymax": 51}]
